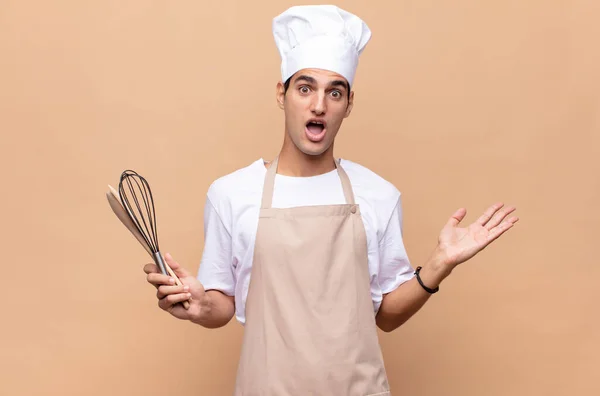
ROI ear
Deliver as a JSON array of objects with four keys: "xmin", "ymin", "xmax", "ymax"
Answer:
[
  {"xmin": 344, "ymin": 91, "xmax": 354, "ymax": 118},
  {"xmin": 276, "ymin": 81, "xmax": 285, "ymax": 109}
]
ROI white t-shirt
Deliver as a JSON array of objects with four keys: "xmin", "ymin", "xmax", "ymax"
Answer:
[{"xmin": 196, "ymin": 158, "xmax": 415, "ymax": 325}]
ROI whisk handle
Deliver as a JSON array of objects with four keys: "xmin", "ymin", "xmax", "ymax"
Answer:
[
  {"xmin": 153, "ymin": 251, "xmax": 191, "ymax": 309},
  {"xmin": 153, "ymin": 251, "xmax": 170, "ymax": 276}
]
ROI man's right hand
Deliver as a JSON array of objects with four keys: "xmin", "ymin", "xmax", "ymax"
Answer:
[
  {"xmin": 143, "ymin": 252, "xmax": 235, "ymax": 328},
  {"xmin": 144, "ymin": 252, "xmax": 209, "ymax": 322}
]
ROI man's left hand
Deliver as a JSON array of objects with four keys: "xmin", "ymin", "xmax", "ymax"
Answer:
[{"xmin": 434, "ymin": 202, "xmax": 519, "ymax": 270}]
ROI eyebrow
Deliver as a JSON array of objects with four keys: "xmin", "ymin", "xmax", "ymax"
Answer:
[
  {"xmin": 329, "ymin": 80, "xmax": 349, "ymax": 91},
  {"xmin": 293, "ymin": 75, "xmax": 349, "ymax": 91},
  {"xmin": 293, "ymin": 75, "xmax": 317, "ymax": 85}
]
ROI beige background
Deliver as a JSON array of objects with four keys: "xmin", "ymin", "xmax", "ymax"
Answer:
[{"xmin": 1, "ymin": 0, "xmax": 599, "ymax": 395}]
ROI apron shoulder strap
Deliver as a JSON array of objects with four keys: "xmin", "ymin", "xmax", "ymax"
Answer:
[
  {"xmin": 261, "ymin": 157, "xmax": 278, "ymax": 209},
  {"xmin": 335, "ymin": 158, "xmax": 356, "ymax": 205}
]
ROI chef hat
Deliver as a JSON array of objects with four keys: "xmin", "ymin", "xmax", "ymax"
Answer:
[{"xmin": 272, "ymin": 5, "xmax": 372, "ymax": 87}]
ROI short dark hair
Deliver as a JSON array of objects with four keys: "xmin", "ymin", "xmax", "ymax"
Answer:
[{"xmin": 283, "ymin": 74, "xmax": 351, "ymax": 100}]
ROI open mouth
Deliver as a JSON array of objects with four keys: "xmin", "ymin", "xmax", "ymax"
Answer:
[{"xmin": 305, "ymin": 119, "xmax": 327, "ymax": 142}]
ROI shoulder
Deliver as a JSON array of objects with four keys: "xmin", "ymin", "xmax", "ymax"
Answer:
[
  {"xmin": 340, "ymin": 158, "xmax": 401, "ymax": 204},
  {"xmin": 206, "ymin": 158, "xmax": 265, "ymax": 210},
  {"xmin": 340, "ymin": 158, "xmax": 403, "ymax": 239}
]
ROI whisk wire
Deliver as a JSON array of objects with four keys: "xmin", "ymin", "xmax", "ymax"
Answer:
[
  {"xmin": 128, "ymin": 175, "xmax": 155, "ymax": 250},
  {"xmin": 127, "ymin": 174, "xmax": 153, "ymax": 250},
  {"xmin": 118, "ymin": 170, "xmax": 161, "ymax": 254}
]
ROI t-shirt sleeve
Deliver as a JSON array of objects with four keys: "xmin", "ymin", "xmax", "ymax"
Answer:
[
  {"xmin": 377, "ymin": 195, "xmax": 415, "ymax": 294},
  {"xmin": 196, "ymin": 195, "xmax": 235, "ymax": 296}
]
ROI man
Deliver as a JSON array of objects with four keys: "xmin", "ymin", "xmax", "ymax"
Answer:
[{"xmin": 144, "ymin": 5, "xmax": 518, "ymax": 395}]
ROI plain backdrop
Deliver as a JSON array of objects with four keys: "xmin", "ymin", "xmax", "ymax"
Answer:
[{"xmin": 1, "ymin": 1, "xmax": 599, "ymax": 395}]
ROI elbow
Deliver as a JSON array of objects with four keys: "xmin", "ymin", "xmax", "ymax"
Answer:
[
  {"xmin": 375, "ymin": 316, "xmax": 398, "ymax": 333},
  {"xmin": 378, "ymin": 322, "xmax": 399, "ymax": 333},
  {"xmin": 376, "ymin": 312, "xmax": 410, "ymax": 333}
]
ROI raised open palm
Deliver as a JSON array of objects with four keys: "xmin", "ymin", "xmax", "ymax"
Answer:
[{"xmin": 437, "ymin": 203, "xmax": 519, "ymax": 267}]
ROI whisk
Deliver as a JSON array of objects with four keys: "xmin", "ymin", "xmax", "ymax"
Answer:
[{"xmin": 106, "ymin": 169, "xmax": 190, "ymax": 309}]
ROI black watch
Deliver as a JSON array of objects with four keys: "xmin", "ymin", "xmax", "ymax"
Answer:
[{"xmin": 414, "ymin": 266, "xmax": 439, "ymax": 294}]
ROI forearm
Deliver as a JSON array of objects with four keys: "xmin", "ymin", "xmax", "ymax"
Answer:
[
  {"xmin": 191, "ymin": 290, "xmax": 235, "ymax": 329},
  {"xmin": 376, "ymin": 252, "xmax": 452, "ymax": 332}
]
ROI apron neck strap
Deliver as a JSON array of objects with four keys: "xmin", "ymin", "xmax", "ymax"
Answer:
[
  {"xmin": 335, "ymin": 159, "xmax": 356, "ymax": 206},
  {"xmin": 261, "ymin": 156, "xmax": 356, "ymax": 209}
]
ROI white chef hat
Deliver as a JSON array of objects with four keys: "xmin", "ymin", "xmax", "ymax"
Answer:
[{"xmin": 272, "ymin": 5, "xmax": 372, "ymax": 87}]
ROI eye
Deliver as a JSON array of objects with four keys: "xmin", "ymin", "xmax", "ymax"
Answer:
[
  {"xmin": 330, "ymin": 90, "xmax": 342, "ymax": 99},
  {"xmin": 299, "ymin": 86, "xmax": 311, "ymax": 94}
]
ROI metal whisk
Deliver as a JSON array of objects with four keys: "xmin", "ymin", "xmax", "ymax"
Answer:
[{"xmin": 118, "ymin": 169, "xmax": 169, "ymax": 276}]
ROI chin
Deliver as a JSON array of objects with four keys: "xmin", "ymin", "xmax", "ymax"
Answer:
[{"xmin": 297, "ymin": 142, "xmax": 332, "ymax": 157}]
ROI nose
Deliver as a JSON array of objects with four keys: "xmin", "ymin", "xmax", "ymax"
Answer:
[{"xmin": 310, "ymin": 91, "xmax": 327, "ymax": 115}]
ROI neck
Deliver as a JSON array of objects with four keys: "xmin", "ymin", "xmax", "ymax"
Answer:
[{"xmin": 273, "ymin": 135, "xmax": 336, "ymax": 177}]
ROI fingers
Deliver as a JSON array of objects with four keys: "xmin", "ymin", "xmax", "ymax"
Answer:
[
  {"xmin": 164, "ymin": 253, "xmax": 191, "ymax": 279},
  {"xmin": 158, "ymin": 292, "xmax": 192, "ymax": 312},
  {"xmin": 487, "ymin": 216, "xmax": 519, "ymax": 242},
  {"xmin": 143, "ymin": 256, "xmax": 192, "ymax": 314},
  {"xmin": 484, "ymin": 205, "xmax": 517, "ymax": 230},
  {"xmin": 475, "ymin": 202, "xmax": 504, "ymax": 226},
  {"xmin": 445, "ymin": 208, "xmax": 467, "ymax": 227},
  {"xmin": 143, "ymin": 263, "xmax": 159, "ymax": 274},
  {"xmin": 157, "ymin": 284, "xmax": 190, "ymax": 300},
  {"xmin": 147, "ymin": 271, "xmax": 177, "ymax": 289},
  {"xmin": 143, "ymin": 263, "xmax": 161, "ymax": 289}
]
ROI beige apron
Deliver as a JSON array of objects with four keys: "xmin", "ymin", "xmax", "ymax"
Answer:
[{"xmin": 233, "ymin": 156, "xmax": 391, "ymax": 396}]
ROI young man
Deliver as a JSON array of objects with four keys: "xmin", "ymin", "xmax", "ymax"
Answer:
[{"xmin": 144, "ymin": 5, "xmax": 518, "ymax": 395}]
